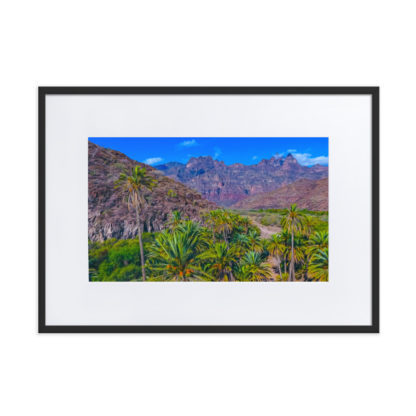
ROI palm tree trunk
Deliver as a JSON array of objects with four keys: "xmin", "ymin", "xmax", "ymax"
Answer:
[
  {"xmin": 276, "ymin": 255, "xmax": 283, "ymax": 280},
  {"xmin": 304, "ymin": 256, "xmax": 309, "ymax": 281},
  {"xmin": 229, "ymin": 269, "xmax": 235, "ymax": 281},
  {"xmin": 289, "ymin": 229, "xmax": 295, "ymax": 281},
  {"xmin": 223, "ymin": 230, "xmax": 228, "ymax": 248},
  {"xmin": 289, "ymin": 262, "xmax": 295, "ymax": 282},
  {"xmin": 135, "ymin": 207, "xmax": 146, "ymax": 281}
]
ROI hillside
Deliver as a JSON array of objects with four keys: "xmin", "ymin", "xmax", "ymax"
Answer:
[
  {"xmin": 232, "ymin": 178, "xmax": 328, "ymax": 211},
  {"xmin": 156, "ymin": 154, "xmax": 328, "ymax": 206},
  {"xmin": 88, "ymin": 142, "xmax": 216, "ymax": 241}
]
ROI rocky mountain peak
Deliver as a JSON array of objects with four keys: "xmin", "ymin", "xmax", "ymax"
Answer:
[
  {"xmin": 283, "ymin": 153, "xmax": 298, "ymax": 163},
  {"xmin": 187, "ymin": 155, "xmax": 214, "ymax": 168},
  {"xmin": 88, "ymin": 142, "xmax": 216, "ymax": 241}
]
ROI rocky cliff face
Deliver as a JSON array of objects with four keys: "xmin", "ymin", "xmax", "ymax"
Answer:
[
  {"xmin": 156, "ymin": 154, "xmax": 328, "ymax": 206},
  {"xmin": 88, "ymin": 142, "xmax": 216, "ymax": 241},
  {"xmin": 232, "ymin": 178, "xmax": 328, "ymax": 211}
]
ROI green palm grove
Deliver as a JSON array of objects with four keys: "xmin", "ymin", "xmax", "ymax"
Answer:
[{"xmin": 89, "ymin": 166, "xmax": 328, "ymax": 282}]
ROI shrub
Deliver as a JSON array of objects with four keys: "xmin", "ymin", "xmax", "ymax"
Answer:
[
  {"xmin": 89, "ymin": 238, "xmax": 143, "ymax": 281},
  {"xmin": 260, "ymin": 215, "xmax": 279, "ymax": 226},
  {"xmin": 108, "ymin": 264, "xmax": 141, "ymax": 281}
]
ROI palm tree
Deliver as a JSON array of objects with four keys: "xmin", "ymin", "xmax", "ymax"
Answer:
[
  {"xmin": 149, "ymin": 228, "xmax": 211, "ymax": 281},
  {"xmin": 199, "ymin": 242, "xmax": 238, "ymax": 281},
  {"xmin": 215, "ymin": 211, "xmax": 233, "ymax": 246},
  {"xmin": 238, "ymin": 216, "xmax": 252, "ymax": 233},
  {"xmin": 168, "ymin": 210, "xmax": 183, "ymax": 230},
  {"xmin": 247, "ymin": 229, "xmax": 263, "ymax": 252},
  {"xmin": 203, "ymin": 210, "xmax": 220, "ymax": 243},
  {"xmin": 281, "ymin": 204, "xmax": 305, "ymax": 281},
  {"xmin": 237, "ymin": 251, "xmax": 271, "ymax": 281},
  {"xmin": 309, "ymin": 231, "xmax": 328, "ymax": 250},
  {"xmin": 304, "ymin": 231, "xmax": 328, "ymax": 281},
  {"xmin": 279, "ymin": 230, "xmax": 291, "ymax": 275},
  {"xmin": 309, "ymin": 247, "xmax": 328, "ymax": 281},
  {"xmin": 232, "ymin": 233, "xmax": 250, "ymax": 257},
  {"xmin": 302, "ymin": 215, "xmax": 314, "ymax": 239},
  {"xmin": 288, "ymin": 234, "xmax": 306, "ymax": 279},
  {"xmin": 115, "ymin": 166, "xmax": 156, "ymax": 281},
  {"xmin": 268, "ymin": 234, "xmax": 284, "ymax": 280},
  {"xmin": 176, "ymin": 220, "xmax": 204, "ymax": 243}
]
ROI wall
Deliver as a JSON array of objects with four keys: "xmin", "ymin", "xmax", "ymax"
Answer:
[{"xmin": 1, "ymin": 1, "xmax": 414, "ymax": 415}]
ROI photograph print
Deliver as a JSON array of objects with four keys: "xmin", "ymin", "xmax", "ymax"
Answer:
[{"xmin": 88, "ymin": 137, "xmax": 329, "ymax": 282}]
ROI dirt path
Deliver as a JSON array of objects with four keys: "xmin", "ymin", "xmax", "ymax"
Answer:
[
  {"xmin": 250, "ymin": 219, "xmax": 281, "ymax": 239},
  {"xmin": 240, "ymin": 215, "xmax": 282, "ymax": 281}
]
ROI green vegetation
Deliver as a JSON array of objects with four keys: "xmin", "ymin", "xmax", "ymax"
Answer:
[
  {"xmin": 89, "ymin": 208, "xmax": 328, "ymax": 282},
  {"xmin": 232, "ymin": 208, "xmax": 328, "ymax": 232},
  {"xmin": 89, "ymin": 166, "xmax": 329, "ymax": 282},
  {"xmin": 89, "ymin": 235, "xmax": 152, "ymax": 281},
  {"xmin": 167, "ymin": 189, "xmax": 177, "ymax": 198}
]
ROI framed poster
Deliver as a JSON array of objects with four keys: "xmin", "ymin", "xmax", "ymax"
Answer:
[{"xmin": 39, "ymin": 87, "xmax": 379, "ymax": 333}]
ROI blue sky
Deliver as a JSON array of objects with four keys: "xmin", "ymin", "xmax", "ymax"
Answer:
[{"xmin": 89, "ymin": 137, "xmax": 328, "ymax": 167}]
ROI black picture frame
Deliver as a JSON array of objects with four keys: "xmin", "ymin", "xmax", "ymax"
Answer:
[{"xmin": 39, "ymin": 86, "xmax": 379, "ymax": 333}]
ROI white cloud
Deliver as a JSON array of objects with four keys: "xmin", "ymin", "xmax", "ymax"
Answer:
[
  {"xmin": 214, "ymin": 147, "xmax": 222, "ymax": 159},
  {"xmin": 143, "ymin": 157, "xmax": 163, "ymax": 165},
  {"xmin": 293, "ymin": 153, "xmax": 328, "ymax": 166},
  {"xmin": 287, "ymin": 148, "xmax": 297, "ymax": 153},
  {"xmin": 252, "ymin": 155, "xmax": 258, "ymax": 160},
  {"xmin": 179, "ymin": 139, "xmax": 198, "ymax": 147}
]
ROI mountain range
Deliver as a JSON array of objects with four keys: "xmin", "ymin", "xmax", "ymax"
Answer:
[
  {"xmin": 156, "ymin": 154, "xmax": 328, "ymax": 207},
  {"xmin": 89, "ymin": 143, "xmax": 328, "ymax": 241}
]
